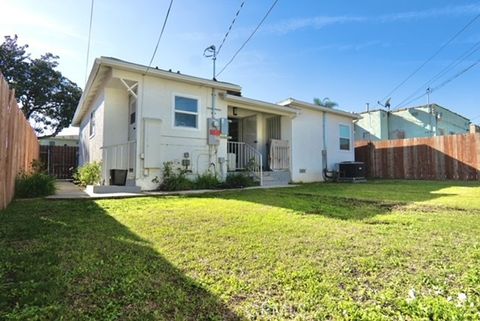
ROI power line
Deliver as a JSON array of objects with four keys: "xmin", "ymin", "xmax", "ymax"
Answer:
[
  {"xmin": 216, "ymin": 0, "xmax": 279, "ymax": 77},
  {"xmin": 217, "ymin": 1, "xmax": 246, "ymax": 56},
  {"xmin": 380, "ymin": 12, "xmax": 480, "ymax": 104},
  {"xmin": 84, "ymin": 0, "xmax": 95, "ymax": 85},
  {"xmin": 146, "ymin": 0, "xmax": 174, "ymax": 73},
  {"xmin": 399, "ymin": 57, "xmax": 480, "ymax": 108},
  {"xmin": 395, "ymin": 39, "xmax": 480, "ymax": 109}
]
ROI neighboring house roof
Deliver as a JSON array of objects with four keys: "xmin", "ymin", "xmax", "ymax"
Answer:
[
  {"xmin": 278, "ymin": 98, "xmax": 361, "ymax": 119},
  {"xmin": 39, "ymin": 135, "xmax": 79, "ymax": 141},
  {"xmin": 396, "ymin": 103, "xmax": 470, "ymax": 122},
  {"xmin": 72, "ymin": 57, "xmax": 242, "ymax": 126},
  {"xmin": 358, "ymin": 104, "xmax": 470, "ymax": 122}
]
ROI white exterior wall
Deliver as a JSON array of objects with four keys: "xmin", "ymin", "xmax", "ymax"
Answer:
[
  {"xmin": 109, "ymin": 70, "xmax": 229, "ymax": 190},
  {"xmin": 289, "ymin": 108, "xmax": 325, "ymax": 182},
  {"xmin": 287, "ymin": 108, "xmax": 356, "ymax": 183},
  {"xmin": 78, "ymin": 92, "xmax": 105, "ymax": 166},
  {"xmin": 103, "ymin": 87, "xmax": 129, "ymax": 147},
  {"xmin": 325, "ymin": 113, "xmax": 355, "ymax": 169}
]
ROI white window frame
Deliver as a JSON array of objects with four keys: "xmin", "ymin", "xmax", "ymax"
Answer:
[
  {"xmin": 89, "ymin": 110, "xmax": 96, "ymax": 138},
  {"xmin": 339, "ymin": 123, "xmax": 351, "ymax": 151},
  {"xmin": 172, "ymin": 93, "xmax": 200, "ymax": 131}
]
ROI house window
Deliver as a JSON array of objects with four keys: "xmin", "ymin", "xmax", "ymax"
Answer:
[
  {"xmin": 89, "ymin": 110, "xmax": 96, "ymax": 136},
  {"xmin": 174, "ymin": 96, "xmax": 198, "ymax": 128},
  {"xmin": 339, "ymin": 124, "xmax": 351, "ymax": 150}
]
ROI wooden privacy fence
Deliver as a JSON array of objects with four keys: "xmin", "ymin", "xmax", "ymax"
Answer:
[
  {"xmin": 40, "ymin": 145, "xmax": 79, "ymax": 179},
  {"xmin": 0, "ymin": 73, "xmax": 39, "ymax": 210},
  {"xmin": 355, "ymin": 133, "xmax": 480, "ymax": 180}
]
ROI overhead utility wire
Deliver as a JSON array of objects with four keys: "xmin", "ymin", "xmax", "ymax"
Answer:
[
  {"xmin": 399, "ymin": 57, "xmax": 480, "ymax": 107},
  {"xmin": 395, "ymin": 39, "xmax": 480, "ymax": 109},
  {"xmin": 216, "ymin": 0, "xmax": 279, "ymax": 77},
  {"xmin": 84, "ymin": 0, "xmax": 95, "ymax": 84},
  {"xmin": 379, "ymin": 12, "xmax": 480, "ymax": 103},
  {"xmin": 216, "ymin": 1, "xmax": 246, "ymax": 56},
  {"xmin": 146, "ymin": 0, "xmax": 174, "ymax": 73}
]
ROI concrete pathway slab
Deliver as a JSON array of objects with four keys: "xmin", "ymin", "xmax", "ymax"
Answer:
[
  {"xmin": 47, "ymin": 181, "xmax": 298, "ymax": 200},
  {"xmin": 46, "ymin": 181, "xmax": 90, "ymax": 199}
]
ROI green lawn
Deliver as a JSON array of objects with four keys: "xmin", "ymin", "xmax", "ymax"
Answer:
[{"xmin": 1, "ymin": 180, "xmax": 480, "ymax": 320}]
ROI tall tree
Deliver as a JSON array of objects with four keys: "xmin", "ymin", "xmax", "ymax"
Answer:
[
  {"xmin": 0, "ymin": 35, "xmax": 82, "ymax": 137},
  {"xmin": 313, "ymin": 97, "xmax": 338, "ymax": 109}
]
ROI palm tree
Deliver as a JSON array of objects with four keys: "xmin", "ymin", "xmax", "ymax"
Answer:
[{"xmin": 313, "ymin": 97, "xmax": 338, "ymax": 108}]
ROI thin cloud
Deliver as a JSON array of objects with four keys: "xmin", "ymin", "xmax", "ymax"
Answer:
[
  {"xmin": 268, "ymin": 3, "xmax": 480, "ymax": 34},
  {"xmin": 381, "ymin": 4, "xmax": 480, "ymax": 22},
  {"xmin": 268, "ymin": 16, "xmax": 366, "ymax": 34}
]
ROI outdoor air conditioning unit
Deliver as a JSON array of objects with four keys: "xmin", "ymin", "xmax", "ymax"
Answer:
[{"xmin": 336, "ymin": 161, "xmax": 366, "ymax": 183}]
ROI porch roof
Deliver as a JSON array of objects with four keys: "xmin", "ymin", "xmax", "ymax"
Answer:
[
  {"xmin": 278, "ymin": 98, "xmax": 361, "ymax": 119},
  {"xmin": 220, "ymin": 93, "xmax": 299, "ymax": 117}
]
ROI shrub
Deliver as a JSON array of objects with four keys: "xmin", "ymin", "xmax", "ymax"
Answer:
[
  {"xmin": 15, "ymin": 172, "xmax": 56, "ymax": 198},
  {"xmin": 75, "ymin": 162, "xmax": 102, "ymax": 187},
  {"xmin": 194, "ymin": 172, "xmax": 221, "ymax": 190},
  {"xmin": 160, "ymin": 162, "xmax": 193, "ymax": 191},
  {"xmin": 222, "ymin": 173, "xmax": 257, "ymax": 189}
]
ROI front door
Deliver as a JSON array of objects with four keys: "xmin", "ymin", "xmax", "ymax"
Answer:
[{"xmin": 242, "ymin": 115, "xmax": 257, "ymax": 149}]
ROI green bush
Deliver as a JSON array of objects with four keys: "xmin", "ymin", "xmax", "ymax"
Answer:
[
  {"xmin": 158, "ymin": 163, "xmax": 258, "ymax": 191},
  {"xmin": 74, "ymin": 162, "xmax": 102, "ymax": 187},
  {"xmin": 15, "ymin": 172, "xmax": 56, "ymax": 198},
  {"xmin": 194, "ymin": 172, "xmax": 221, "ymax": 190},
  {"xmin": 159, "ymin": 162, "xmax": 193, "ymax": 191},
  {"xmin": 222, "ymin": 173, "xmax": 257, "ymax": 189}
]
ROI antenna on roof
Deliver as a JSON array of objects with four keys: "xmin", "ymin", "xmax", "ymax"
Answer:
[
  {"xmin": 203, "ymin": 45, "xmax": 217, "ymax": 81},
  {"xmin": 377, "ymin": 98, "xmax": 391, "ymax": 110}
]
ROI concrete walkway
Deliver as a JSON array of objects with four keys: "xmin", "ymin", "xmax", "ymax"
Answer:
[
  {"xmin": 46, "ymin": 181, "xmax": 90, "ymax": 199},
  {"xmin": 47, "ymin": 181, "xmax": 297, "ymax": 200}
]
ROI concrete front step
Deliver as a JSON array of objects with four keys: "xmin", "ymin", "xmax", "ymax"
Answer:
[{"xmin": 262, "ymin": 170, "xmax": 290, "ymax": 186}]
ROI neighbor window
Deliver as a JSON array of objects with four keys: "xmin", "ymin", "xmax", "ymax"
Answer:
[
  {"xmin": 89, "ymin": 110, "xmax": 96, "ymax": 136},
  {"xmin": 339, "ymin": 124, "xmax": 351, "ymax": 150},
  {"xmin": 174, "ymin": 96, "xmax": 198, "ymax": 128}
]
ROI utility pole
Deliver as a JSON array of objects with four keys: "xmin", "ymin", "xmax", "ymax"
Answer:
[{"xmin": 426, "ymin": 87, "xmax": 435, "ymax": 136}]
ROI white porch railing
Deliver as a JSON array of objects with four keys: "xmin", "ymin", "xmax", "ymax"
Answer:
[
  {"xmin": 269, "ymin": 139, "xmax": 290, "ymax": 170},
  {"xmin": 227, "ymin": 141, "xmax": 263, "ymax": 185},
  {"xmin": 100, "ymin": 141, "xmax": 136, "ymax": 184}
]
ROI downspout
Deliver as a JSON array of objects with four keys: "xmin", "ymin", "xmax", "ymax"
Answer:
[
  {"xmin": 322, "ymin": 111, "xmax": 327, "ymax": 168},
  {"xmin": 322, "ymin": 111, "xmax": 338, "ymax": 181}
]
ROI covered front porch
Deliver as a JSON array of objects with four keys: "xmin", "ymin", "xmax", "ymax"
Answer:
[{"xmin": 221, "ymin": 93, "xmax": 297, "ymax": 185}]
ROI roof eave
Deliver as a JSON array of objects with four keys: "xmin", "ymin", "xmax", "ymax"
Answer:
[
  {"xmin": 71, "ymin": 58, "xmax": 102, "ymax": 126},
  {"xmin": 221, "ymin": 93, "xmax": 298, "ymax": 116},
  {"xmin": 279, "ymin": 98, "xmax": 361, "ymax": 119},
  {"xmin": 99, "ymin": 57, "xmax": 242, "ymax": 92}
]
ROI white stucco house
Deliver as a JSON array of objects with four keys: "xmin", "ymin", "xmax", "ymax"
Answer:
[{"xmin": 72, "ymin": 57, "xmax": 360, "ymax": 190}]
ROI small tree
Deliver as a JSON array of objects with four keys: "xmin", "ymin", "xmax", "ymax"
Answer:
[
  {"xmin": 313, "ymin": 97, "xmax": 338, "ymax": 108},
  {"xmin": 0, "ymin": 35, "xmax": 82, "ymax": 137}
]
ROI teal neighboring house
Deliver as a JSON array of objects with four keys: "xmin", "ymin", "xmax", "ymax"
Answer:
[{"xmin": 354, "ymin": 104, "xmax": 471, "ymax": 141}]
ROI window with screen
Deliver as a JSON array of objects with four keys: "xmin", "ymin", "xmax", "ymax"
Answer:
[
  {"xmin": 174, "ymin": 96, "xmax": 198, "ymax": 128},
  {"xmin": 339, "ymin": 124, "xmax": 351, "ymax": 150}
]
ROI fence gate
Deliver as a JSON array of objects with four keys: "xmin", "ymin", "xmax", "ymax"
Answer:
[{"xmin": 40, "ymin": 145, "xmax": 79, "ymax": 179}]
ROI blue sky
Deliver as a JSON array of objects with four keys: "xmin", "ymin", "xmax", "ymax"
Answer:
[{"xmin": 2, "ymin": 0, "xmax": 480, "ymax": 129}]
